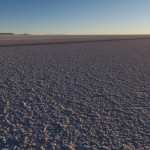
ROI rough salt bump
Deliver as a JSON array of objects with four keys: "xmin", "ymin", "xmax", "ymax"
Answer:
[{"xmin": 0, "ymin": 36, "xmax": 150, "ymax": 149}]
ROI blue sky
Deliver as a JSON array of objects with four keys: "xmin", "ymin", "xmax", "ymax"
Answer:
[{"xmin": 0, "ymin": 0, "xmax": 150, "ymax": 35}]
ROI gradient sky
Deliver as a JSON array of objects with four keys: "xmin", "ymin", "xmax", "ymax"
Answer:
[{"xmin": 1, "ymin": 0, "xmax": 150, "ymax": 35}]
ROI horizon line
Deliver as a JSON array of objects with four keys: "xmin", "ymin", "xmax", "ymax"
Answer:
[{"xmin": 1, "ymin": 33, "xmax": 150, "ymax": 36}]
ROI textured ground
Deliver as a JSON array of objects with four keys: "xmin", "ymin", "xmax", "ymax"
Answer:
[
  {"xmin": 1, "ymin": 35, "xmax": 150, "ymax": 46},
  {"xmin": 0, "ymin": 37, "xmax": 150, "ymax": 149}
]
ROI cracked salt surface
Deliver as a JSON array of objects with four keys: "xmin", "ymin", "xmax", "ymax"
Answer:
[{"xmin": 0, "ymin": 38, "xmax": 150, "ymax": 149}]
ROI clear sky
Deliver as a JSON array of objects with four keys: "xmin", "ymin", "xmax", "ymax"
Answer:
[{"xmin": 1, "ymin": 0, "xmax": 150, "ymax": 35}]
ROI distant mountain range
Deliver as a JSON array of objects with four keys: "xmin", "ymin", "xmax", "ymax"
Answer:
[
  {"xmin": 0, "ymin": 33, "xmax": 30, "ymax": 35},
  {"xmin": 0, "ymin": 33, "xmax": 15, "ymax": 35}
]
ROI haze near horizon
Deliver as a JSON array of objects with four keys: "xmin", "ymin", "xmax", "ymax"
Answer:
[{"xmin": 1, "ymin": 0, "xmax": 150, "ymax": 35}]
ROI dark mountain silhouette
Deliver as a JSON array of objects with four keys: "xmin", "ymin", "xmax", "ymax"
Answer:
[{"xmin": 0, "ymin": 33, "xmax": 15, "ymax": 35}]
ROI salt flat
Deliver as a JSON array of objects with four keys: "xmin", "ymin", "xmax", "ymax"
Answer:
[
  {"xmin": 1, "ymin": 35, "xmax": 150, "ymax": 46},
  {"xmin": 0, "ymin": 36, "xmax": 150, "ymax": 149}
]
